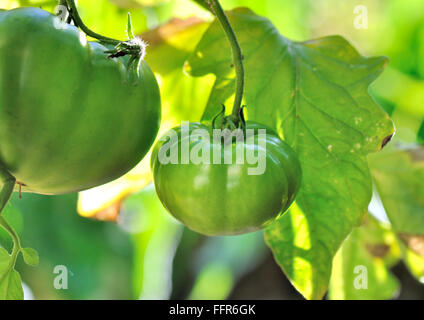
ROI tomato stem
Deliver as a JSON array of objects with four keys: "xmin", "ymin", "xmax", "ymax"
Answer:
[
  {"xmin": 206, "ymin": 0, "xmax": 245, "ymax": 119},
  {"xmin": 64, "ymin": 0, "xmax": 119, "ymax": 45}
]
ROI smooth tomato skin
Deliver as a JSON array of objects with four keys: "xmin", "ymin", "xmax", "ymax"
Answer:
[
  {"xmin": 0, "ymin": 8, "xmax": 161, "ymax": 194},
  {"xmin": 151, "ymin": 121, "xmax": 302, "ymax": 236}
]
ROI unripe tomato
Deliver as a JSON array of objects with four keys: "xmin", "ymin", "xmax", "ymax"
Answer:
[
  {"xmin": 0, "ymin": 8, "xmax": 161, "ymax": 194},
  {"xmin": 151, "ymin": 121, "xmax": 302, "ymax": 236}
]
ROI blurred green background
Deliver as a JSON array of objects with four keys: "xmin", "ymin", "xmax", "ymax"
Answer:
[{"xmin": 0, "ymin": 0, "xmax": 423, "ymax": 300}]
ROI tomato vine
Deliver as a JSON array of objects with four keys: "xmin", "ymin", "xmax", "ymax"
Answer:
[{"xmin": 204, "ymin": 0, "xmax": 245, "ymax": 121}]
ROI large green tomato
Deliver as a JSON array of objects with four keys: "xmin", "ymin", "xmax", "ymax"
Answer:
[
  {"xmin": 0, "ymin": 8, "xmax": 160, "ymax": 195},
  {"xmin": 151, "ymin": 121, "xmax": 302, "ymax": 236}
]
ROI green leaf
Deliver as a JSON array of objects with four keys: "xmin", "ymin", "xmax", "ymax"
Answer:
[
  {"xmin": 186, "ymin": 8, "xmax": 394, "ymax": 299},
  {"xmin": 328, "ymin": 216, "xmax": 400, "ymax": 300},
  {"xmin": 21, "ymin": 247, "xmax": 39, "ymax": 267},
  {"xmin": 0, "ymin": 270, "xmax": 23, "ymax": 300},
  {"xmin": 0, "ymin": 248, "xmax": 23, "ymax": 300}
]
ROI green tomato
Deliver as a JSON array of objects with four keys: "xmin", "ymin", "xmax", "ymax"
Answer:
[
  {"xmin": 0, "ymin": 8, "xmax": 161, "ymax": 195},
  {"xmin": 151, "ymin": 121, "xmax": 302, "ymax": 236}
]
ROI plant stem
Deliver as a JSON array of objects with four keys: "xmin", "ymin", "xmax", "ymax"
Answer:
[
  {"xmin": 206, "ymin": 0, "xmax": 245, "ymax": 118},
  {"xmin": 0, "ymin": 167, "xmax": 21, "ymax": 274},
  {"xmin": 0, "ymin": 167, "xmax": 15, "ymax": 214},
  {"xmin": 0, "ymin": 216, "xmax": 21, "ymax": 267},
  {"xmin": 64, "ymin": 0, "xmax": 120, "ymax": 45}
]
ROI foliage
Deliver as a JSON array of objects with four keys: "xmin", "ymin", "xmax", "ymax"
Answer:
[{"xmin": 0, "ymin": 0, "xmax": 423, "ymax": 300}]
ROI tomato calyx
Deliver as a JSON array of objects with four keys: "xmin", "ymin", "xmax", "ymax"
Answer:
[
  {"xmin": 105, "ymin": 37, "xmax": 148, "ymax": 84},
  {"xmin": 105, "ymin": 38, "xmax": 147, "ymax": 61},
  {"xmin": 103, "ymin": 15, "xmax": 147, "ymax": 74},
  {"xmin": 212, "ymin": 104, "xmax": 247, "ymax": 132},
  {"xmin": 61, "ymin": 0, "xmax": 147, "ymax": 80}
]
